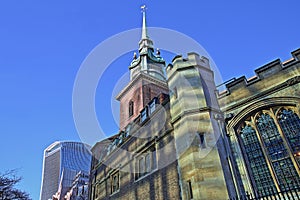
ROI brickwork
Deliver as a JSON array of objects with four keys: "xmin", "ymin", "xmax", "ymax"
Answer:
[
  {"xmin": 117, "ymin": 73, "xmax": 168, "ymax": 130},
  {"xmin": 90, "ymin": 97, "xmax": 181, "ymax": 200}
]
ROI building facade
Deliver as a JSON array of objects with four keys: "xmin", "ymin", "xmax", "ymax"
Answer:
[
  {"xmin": 62, "ymin": 171, "xmax": 89, "ymax": 200},
  {"xmin": 89, "ymin": 8, "xmax": 300, "ymax": 200},
  {"xmin": 218, "ymin": 49, "xmax": 300, "ymax": 198},
  {"xmin": 40, "ymin": 141, "xmax": 92, "ymax": 200}
]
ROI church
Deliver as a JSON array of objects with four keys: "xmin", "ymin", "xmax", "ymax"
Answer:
[{"xmin": 88, "ymin": 7, "xmax": 300, "ymax": 200}]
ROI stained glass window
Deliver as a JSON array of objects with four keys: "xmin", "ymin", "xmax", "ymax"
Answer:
[
  {"xmin": 240, "ymin": 125, "xmax": 276, "ymax": 195},
  {"xmin": 256, "ymin": 114, "xmax": 288, "ymax": 161},
  {"xmin": 278, "ymin": 109, "xmax": 300, "ymax": 166},
  {"xmin": 256, "ymin": 113, "xmax": 300, "ymax": 191},
  {"xmin": 278, "ymin": 109, "xmax": 300, "ymax": 188},
  {"xmin": 238, "ymin": 108, "xmax": 300, "ymax": 195}
]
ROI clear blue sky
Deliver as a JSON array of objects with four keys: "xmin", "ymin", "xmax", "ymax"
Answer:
[{"xmin": 0, "ymin": 0, "xmax": 299, "ymax": 199}]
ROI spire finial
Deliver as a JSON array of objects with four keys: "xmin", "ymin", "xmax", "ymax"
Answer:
[{"xmin": 141, "ymin": 5, "xmax": 148, "ymax": 40}]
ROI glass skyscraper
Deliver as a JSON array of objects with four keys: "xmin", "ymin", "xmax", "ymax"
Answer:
[{"xmin": 39, "ymin": 141, "xmax": 91, "ymax": 200}]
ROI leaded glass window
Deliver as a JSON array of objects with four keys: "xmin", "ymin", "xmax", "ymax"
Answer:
[
  {"xmin": 278, "ymin": 109, "xmax": 300, "ymax": 166},
  {"xmin": 273, "ymin": 159, "xmax": 299, "ymax": 190},
  {"xmin": 256, "ymin": 113, "xmax": 300, "ymax": 191},
  {"xmin": 237, "ymin": 107, "xmax": 300, "ymax": 195},
  {"xmin": 240, "ymin": 125, "xmax": 276, "ymax": 195},
  {"xmin": 256, "ymin": 114, "xmax": 288, "ymax": 161}
]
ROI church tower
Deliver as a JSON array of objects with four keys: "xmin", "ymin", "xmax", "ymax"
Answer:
[
  {"xmin": 166, "ymin": 54, "xmax": 236, "ymax": 199},
  {"xmin": 116, "ymin": 6, "xmax": 169, "ymax": 130}
]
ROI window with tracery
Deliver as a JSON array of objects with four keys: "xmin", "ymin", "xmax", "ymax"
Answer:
[
  {"xmin": 256, "ymin": 113, "xmax": 298, "ymax": 191},
  {"xmin": 256, "ymin": 114, "xmax": 288, "ymax": 161},
  {"xmin": 237, "ymin": 107, "xmax": 300, "ymax": 195}
]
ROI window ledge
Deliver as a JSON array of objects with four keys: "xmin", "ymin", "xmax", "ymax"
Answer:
[
  {"xmin": 134, "ymin": 168, "xmax": 158, "ymax": 183},
  {"xmin": 110, "ymin": 189, "xmax": 120, "ymax": 197}
]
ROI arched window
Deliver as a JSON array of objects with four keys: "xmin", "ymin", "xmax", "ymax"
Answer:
[
  {"xmin": 129, "ymin": 101, "xmax": 134, "ymax": 117},
  {"xmin": 237, "ymin": 107, "xmax": 300, "ymax": 195}
]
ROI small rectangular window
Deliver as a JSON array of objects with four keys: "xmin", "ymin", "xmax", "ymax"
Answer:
[
  {"xmin": 152, "ymin": 151, "xmax": 157, "ymax": 170},
  {"xmin": 125, "ymin": 125, "xmax": 131, "ymax": 137},
  {"xmin": 149, "ymin": 99, "xmax": 156, "ymax": 114},
  {"xmin": 173, "ymin": 87, "xmax": 178, "ymax": 99},
  {"xmin": 141, "ymin": 108, "xmax": 148, "ymax": 122},
  {"xmin": 111, "ymin": 171, "xmax": 119, "ymax": 194},
  {"xmin": 139, "ymin": 157, "xmax": 145, "ymax": 177},
  {"xmin": 145, "ymin": 154, "xmax": 151, "ymax": 173},
  {"xmin": 135, "ymin": 146, "xmax": 157, "ymax": 180},
  {"xmin": 199, "ymin": 133, "xmax": 206, "ymax": 149},
  {"xmin": 187, "ymin": 180, "xmax": 193, "ymax": 199}
]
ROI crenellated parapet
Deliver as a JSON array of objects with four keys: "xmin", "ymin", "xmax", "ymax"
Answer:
[
  {"xmin": 166, "ymin": 52, "xmax": 210, "ymax": 79},
  {"xmin": 218, "ymin": 48, "xmax": 300, "ymax": 110},
  {"xmin": 220, "ymin": 48, "xmax": 300, "ymax": 95}
]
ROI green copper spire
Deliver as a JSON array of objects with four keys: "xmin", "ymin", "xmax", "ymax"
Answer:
[
  {"xmin": 139, "ymin": 5, "xmax": 153, "ymax": 53},
  {"xmin": 141, "ymin": 5, "xmax": 148, "ymax": 40},
  {"xmin": 128, "ymin": 5, "xmax": 165, "ymax": 82}
]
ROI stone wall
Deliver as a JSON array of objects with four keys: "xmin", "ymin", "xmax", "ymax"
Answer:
[
  {"xmin": 217, "ymin": 48, "xmax": 300, "ymax": 197},
  {"xmin": 167, "ymin": 53, "xmax": 234, "ymax": 200}
]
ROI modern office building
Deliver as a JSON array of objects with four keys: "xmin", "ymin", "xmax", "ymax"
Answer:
[
  {"xmin": 40, "ymin": 141, "xmax": 91, "ymax": 200},
  {"xmin": 56, "ymin": 171, "xmax": 89, "ymax": 200},
  {"xmin": 88, "ymin": 7, "xmax": 300, "ymax": 200}
]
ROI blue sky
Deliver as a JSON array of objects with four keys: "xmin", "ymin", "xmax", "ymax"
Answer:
[{"xmin": 0, "ymin": 0, "xmax": 299, "ymax": 199}]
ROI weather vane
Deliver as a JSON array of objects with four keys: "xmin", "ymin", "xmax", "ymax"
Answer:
[{"xmin": 141, "ymin": 5, "xmax": 147, "ymax": 12}]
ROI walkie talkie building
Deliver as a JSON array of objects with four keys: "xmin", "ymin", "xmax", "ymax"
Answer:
[{"xmin": 39, "ymin": 141, "xmax": 91, "ymax": 200}]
